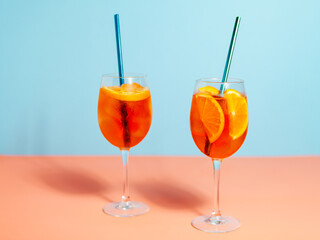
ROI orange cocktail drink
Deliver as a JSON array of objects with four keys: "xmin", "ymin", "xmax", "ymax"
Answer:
[
  {"xmin": 190, "ymin": 79, "xmax": 248, "ymax": 232},
  {"xmin": 190, "ymin": 85, "xmax": 248, "ymax": 159},
  {"xmin": 98, "ymin": 74, "xmax": 152, "ymax": 217},
  {"xmin": 98, "ymin": 83, "xmax": 152, "ymax": 149}
]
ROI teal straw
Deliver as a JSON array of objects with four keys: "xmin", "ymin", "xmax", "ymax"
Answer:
[
  {"xmin": 114, "ymin": 14, "xmax": 124, "ymax": 85},
  {"xmin": 220, "ymin": 16, "xmax": 241, "ymax": 93}
]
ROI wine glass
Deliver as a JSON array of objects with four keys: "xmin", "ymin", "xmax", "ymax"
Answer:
[
  {"xmin": 98, "ymin": 73, "xmax": 152, "ymax": 217},
  {"xmin": 190, "ymin": 78, "xmax": 248, "ymax": 232}
]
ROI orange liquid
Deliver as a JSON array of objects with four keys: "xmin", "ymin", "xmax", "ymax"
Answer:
[
  {"xmin": 98, "ymin": 87, "xmax": 152, "ymax": 149},
  {"xmin": 190, "ymin": 94, "xmax": 247, "ymax": 159}
]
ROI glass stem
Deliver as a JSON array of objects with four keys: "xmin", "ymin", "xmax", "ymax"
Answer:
[
  {"xmin": 211, "ymin": 159, "xmax": 221, "ymax": 218},
  {"xmin": 121, "ymin": 149, "xmax": 130, "ymax": 203}
]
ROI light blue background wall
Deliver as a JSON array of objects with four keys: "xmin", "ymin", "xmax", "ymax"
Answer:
[{"xmin": 0, "ymin": 0, "xmax": 319, "ymax": 156}]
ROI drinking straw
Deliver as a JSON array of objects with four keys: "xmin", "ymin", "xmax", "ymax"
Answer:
[
  {"xmin": 220, "ymin": 16, "xmax": 241, "ymax": 93},
  {"xmin": 114, "ymin": 14, "xmax": 124, "ymax": 85}
]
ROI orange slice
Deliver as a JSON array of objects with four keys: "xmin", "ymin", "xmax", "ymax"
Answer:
[
  {"xmin": 198, "ymin": 86, "xmax": 220, "ymax": 96},
  {"xmin": 224, "ymin": 89, "xmax": 248, "ymax": 139},
  {"xmin": 101, "ymin": 84, "xmax": 150, "ymax": 101},
  {"xmin": 195, "ymin": 93, "xmax": 225, "ymax": 143},
  {"xmin": 120, "ymin": 82, "xmax": 144, "ymax": 92}
]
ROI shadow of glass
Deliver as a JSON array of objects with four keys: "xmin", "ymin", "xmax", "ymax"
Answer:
[
  {"xmin": 135, "ymin": 180, "xmax": 206, "ymax": 214},
  {"xmin": 33, "ymin": 159, "xmax": 112, "ymax": 202}
]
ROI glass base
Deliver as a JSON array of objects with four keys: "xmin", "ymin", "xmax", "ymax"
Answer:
[
  {"xmin": 103, "ymin": 201, "xmax": 149, "ymax": 217},
  {"xmin": 192, "ymin": 215, "xmax": 240, "ymax": 233}
]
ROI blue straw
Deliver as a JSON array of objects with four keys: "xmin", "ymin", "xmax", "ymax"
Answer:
[
  {"xmin": 220, "ymin": 16, "xmax": 241, "ymax": 93},
  {"xmin": 114, "ymin": 14, "xmax": 124, "ymax": 85}
]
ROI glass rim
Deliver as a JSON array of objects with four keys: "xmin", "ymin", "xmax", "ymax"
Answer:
[
  {"xmin": 196, "ymin": 77, "xmax": 244, "ymax": 84},
  {"xmin": 102, "ymin": 73, "xmax": 147, "ymax": 79}
]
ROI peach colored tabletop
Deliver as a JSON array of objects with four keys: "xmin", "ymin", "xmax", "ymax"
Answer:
[{"xmin": 0, "ymin": 155, "xmax": 319, "ymax": 240}]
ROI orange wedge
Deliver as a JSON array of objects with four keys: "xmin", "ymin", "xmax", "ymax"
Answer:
[
  {"xmin": 198, "ymin": 86, "xmax": 220, "ymax": 96},
  {"xmin": 195, "ymin": 93, "xmax": 225, "ymax": 143},
  {"xmin": 224, "ymin": 89, "xmax": 248, "ymax": 139},
  {"xmin": 101, "ymin": 84, "xmax": 150, "ymax": 101}
]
